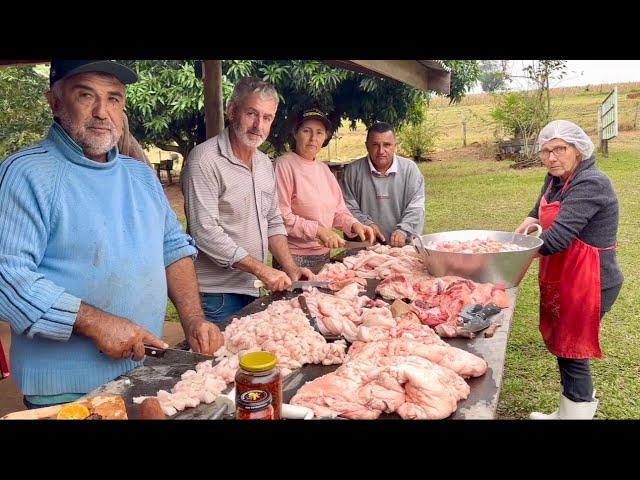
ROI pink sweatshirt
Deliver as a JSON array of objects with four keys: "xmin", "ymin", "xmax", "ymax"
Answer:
[{"xmin": 274, "ymin": 151, "xmax": 358, "ymax": 255}]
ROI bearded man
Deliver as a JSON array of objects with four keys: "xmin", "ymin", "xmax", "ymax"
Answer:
[
  {"xmin": 182, "ymin": 77, "xmax": 313, "ymax": 324},
  {"xmin": 0, "ymin": 60, "xmax": 223, "ymax": 409}
]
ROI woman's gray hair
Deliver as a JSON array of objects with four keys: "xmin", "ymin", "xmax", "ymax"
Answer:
[
  {"xmin": 537, "ymin": 119, "xmax": 595, "ymax": 160},
  {"xmin": 229, "ymin": 76, "xmax": 279, "ymax": 109}
]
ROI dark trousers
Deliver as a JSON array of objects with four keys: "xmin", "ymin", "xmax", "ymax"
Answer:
[
  {"xmin": 556, "ymin": 284, "xmax": 622, "ymax": 402},
  {"xmin": 557, "ymin": 358, "xmax": 593, "ymax": 402}
]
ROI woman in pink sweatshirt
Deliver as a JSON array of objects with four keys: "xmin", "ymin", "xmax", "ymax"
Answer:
[{"xmin": 274, "ymin": 108, "xmax": 375, "ymax": 273}]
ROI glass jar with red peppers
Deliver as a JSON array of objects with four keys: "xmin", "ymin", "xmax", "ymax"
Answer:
[
  {"xmin": 235, "ymin": 351, "xmax": 282, "ymax": 420},
  {"xmin": 236, "ymin": 390, "xmax": 274, "ymax": 420}
]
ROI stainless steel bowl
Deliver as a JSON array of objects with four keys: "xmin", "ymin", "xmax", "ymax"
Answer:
[{"xmin": 411, "ymin": 227, "xmax": 543, "ymax": 287}]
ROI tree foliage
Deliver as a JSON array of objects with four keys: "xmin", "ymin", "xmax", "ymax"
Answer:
[
  {"xmin": 478, "ymin": 60, "xmax": 507, "ymax": 92},
  {"xmin": 443, "ymin": 60, "xmax": 481, "ymax": 104},
  {"xmin": 522, "ymin": 60, "xmax": 567, "ymax": 122},
  {"xmin": 123, "ymin": 60, "xmax": 481, "ymax": 158},
  {"xmin": 120, "ymin": 60, "xmax": 206, "ymax": 159},
  {"xmin": 0, "ymin": 66, "xmax": 51, "ymax": 158}
]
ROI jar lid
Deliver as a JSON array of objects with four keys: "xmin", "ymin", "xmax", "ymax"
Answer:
[
  {"xmin": 239, "ymin": 351, "xmax": 277, "ymax": 372},
  {"xmin": 238, "ymin": 390, "xmax": 272, "ymax": 411}
]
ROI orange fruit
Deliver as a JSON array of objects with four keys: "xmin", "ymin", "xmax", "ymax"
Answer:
[{"xmin": 56, "ymin": 403, "xmax": 91, "ymax": 420}]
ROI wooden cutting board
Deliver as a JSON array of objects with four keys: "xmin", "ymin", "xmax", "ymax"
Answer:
[{"xmin": 0, "ymin": 395, "xmax": 128, "ymax": 420}]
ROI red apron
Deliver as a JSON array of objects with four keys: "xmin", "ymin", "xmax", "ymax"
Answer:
[{"xmin": 538, "ymin": 175, "xmax": 615, "ymax": 359}]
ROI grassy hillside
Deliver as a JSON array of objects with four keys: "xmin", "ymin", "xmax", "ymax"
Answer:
[{"xmin": 320, "ymin": 81, "xmax": 640, "ymax": 161}]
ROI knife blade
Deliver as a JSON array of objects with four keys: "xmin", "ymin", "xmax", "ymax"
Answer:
[
  {"xmin": 253, "ymin": 280, "xmax": 330, "ymax": 291},
  {"xmin": 342, "ymin": 241, "xmax": 374, "ymax": 249},
  {"xmin": 143, "ymin": 344, "xmax": 214, "ymax": 362}
]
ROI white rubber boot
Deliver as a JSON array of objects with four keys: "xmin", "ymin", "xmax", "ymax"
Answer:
[
  {"xmin": 556, "ymin": 391, "xmax": 598, "ymax": 419},
  {"xmin": 529, "ymin": 394, "xmax": 561, "ymax": 420},
  {"xmin": 530, "ymin": 391, "xmax": 598, "ymax": 420}
]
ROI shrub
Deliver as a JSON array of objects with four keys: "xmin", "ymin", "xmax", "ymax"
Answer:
[
  {"xmin": 491, "ymin": 91, "xmax": 548, "ymax": 143},
  {"xmin": 397, "ymin": 115, "xmax": 440, "ymax": 161}
]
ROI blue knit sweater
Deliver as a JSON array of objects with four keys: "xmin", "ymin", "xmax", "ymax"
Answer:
[{"xmin": 0, "ymin": 123, "xmax": 196, "ymax": 395}]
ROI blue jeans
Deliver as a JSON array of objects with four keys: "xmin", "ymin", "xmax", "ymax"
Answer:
[{"xmin": 200, "ymin": 293, "xmax": 255, "ymax": 324}]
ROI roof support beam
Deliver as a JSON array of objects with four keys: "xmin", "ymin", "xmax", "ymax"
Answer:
[{"xmin": 202, "ymin": 60, "xmax": 225, "ymax": 140}]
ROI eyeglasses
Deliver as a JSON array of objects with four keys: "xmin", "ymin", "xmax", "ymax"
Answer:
[{"xmin": 539, "ymin": 146, "xmax": 568, "ymax": 160}]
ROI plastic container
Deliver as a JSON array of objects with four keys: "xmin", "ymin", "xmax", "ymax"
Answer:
[{"xmin": 235, "ymin": 351, "xmax": 282, "ymax": 420}]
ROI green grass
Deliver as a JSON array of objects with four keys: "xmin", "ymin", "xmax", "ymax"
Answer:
[
  {"xmin": 419, "ymin": 144, "xmax": 639, "ymax": 419},
  {"xmin": 163, "ymin": 81, "xmax": 640, "ymax": 418}
]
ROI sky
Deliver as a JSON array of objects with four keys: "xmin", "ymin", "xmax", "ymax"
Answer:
[{"xmin": 470, "ymin": 60, "xmax": 640, "ymax": 93}]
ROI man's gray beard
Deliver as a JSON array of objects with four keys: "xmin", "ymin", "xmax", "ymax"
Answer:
[
  {"xmin": 57, "ymin": 108, "xmax": 119, "ymax": 157},
  {"xmin": 231, "ymin": 120, "xmax": 265, "ymax": 149}
]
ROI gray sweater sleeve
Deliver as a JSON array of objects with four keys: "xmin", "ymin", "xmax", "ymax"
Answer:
[
  {"xmin": 340, "ymin": 163, "xmax": 375, "ymax": 226},
  {"xmin": 396, "ymin": 164, "xmax": 425, "ymax": 236},
  {"xmin": 539, "ymin": 175, "xmax": 610, "ymax": 256}
]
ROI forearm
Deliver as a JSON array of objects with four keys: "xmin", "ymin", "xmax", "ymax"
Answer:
[
  {"xmin": 166, "ymin": 256, "xmax": 206, "ymax": 329},
  {"xmin": 268, "ymin": 234, "xmax": 297, "ymax": 270},
  {"xmin": 233, "ymin": 254, "xmax": 268, "ymax": 277},
  {"xmin": 73, "ymin": 302, "xmax": 121, "ymax": 340}
]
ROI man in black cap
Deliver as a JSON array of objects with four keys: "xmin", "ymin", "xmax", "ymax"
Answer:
[{"xmin": 0, "ymin": 60, "xmax": 223, "ymax": 409}]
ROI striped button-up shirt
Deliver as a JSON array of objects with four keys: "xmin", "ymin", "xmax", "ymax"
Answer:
[{"xmin": 182, "ymin": 128, "xmax": 286, "ymax": 296}]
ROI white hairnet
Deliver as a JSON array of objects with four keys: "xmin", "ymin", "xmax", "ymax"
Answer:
[{"xmin": 536, "ymin": 120, "xmax": 594, "ymax": 160}]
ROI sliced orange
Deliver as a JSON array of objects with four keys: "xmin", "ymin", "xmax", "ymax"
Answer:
[{"xmin": 56, "ymin": 403, "xmax": 91, "ymax": 420}]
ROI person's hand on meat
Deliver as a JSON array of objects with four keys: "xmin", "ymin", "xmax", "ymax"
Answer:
[
  {"xmin": 389, "ymin": 229, "xmax": 407, "ymax": 247},
  {"xmin": 285, "ymin": 265, "xmax": 315, "ymax": 282},
  {"xmin": 316, "ymin": 226, "xmax": 346, "ymax": 249},
  {"xmin": 353, "ymin": 223, "xmax": 376, "ymax": 244},
  {"xmin": 368, "ymin": 223, "xmax": 386, "ymax": 243},
  {"xmin": 184, "ymin": 319, "xmax": 224, "ymax": 355},
  {"xmin": 257, "ymin": 264, "xmax": 293, "ymax": 291}
]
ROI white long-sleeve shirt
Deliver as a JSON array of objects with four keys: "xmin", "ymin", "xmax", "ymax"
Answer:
[{"xmin": 182, "ymin": 128, "xmax": 286, "ymax": 296}]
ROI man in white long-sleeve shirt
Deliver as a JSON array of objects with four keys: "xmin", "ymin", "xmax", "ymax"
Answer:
[
  {"xmin": 182, "ymin": 77, "xmax": 312, "ymax": 324},
  {"xmin": 340, "ymin": 122, "xmax": 426, "ymax": 247}
]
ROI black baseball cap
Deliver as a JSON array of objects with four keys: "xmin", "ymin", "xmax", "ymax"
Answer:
[
  {"xmin": 295, "ymin": 108, "xmax": 332, "ymax": 132},
  {"xmin": 49, "ymin": 60, "xmax": 138, "ymax": 87}
]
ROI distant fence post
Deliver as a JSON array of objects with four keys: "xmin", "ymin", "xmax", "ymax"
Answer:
[
  {"xmin": 462, "ymin": 111, "xmax": 467, "ymax": 147},
  {"xmin": 598, "ymin": 87, "xmax": 618, "ymax": 157}
]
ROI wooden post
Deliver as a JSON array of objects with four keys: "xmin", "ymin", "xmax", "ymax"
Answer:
[
  {"xmin": 203, "ymin": 60, "xmax": 224, "ymax": 140},
  {"xmin": 462, "ymin": 111, "xmax": 467, "ymax": 147},
  {"xmin": 597, "ymin": 105, "xmax": 603, "ymax": 153}
]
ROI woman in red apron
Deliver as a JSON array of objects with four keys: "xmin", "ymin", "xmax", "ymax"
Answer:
[{"xmin": 516, "ymin": 120, "xmax": 623, "ymax": 420}]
